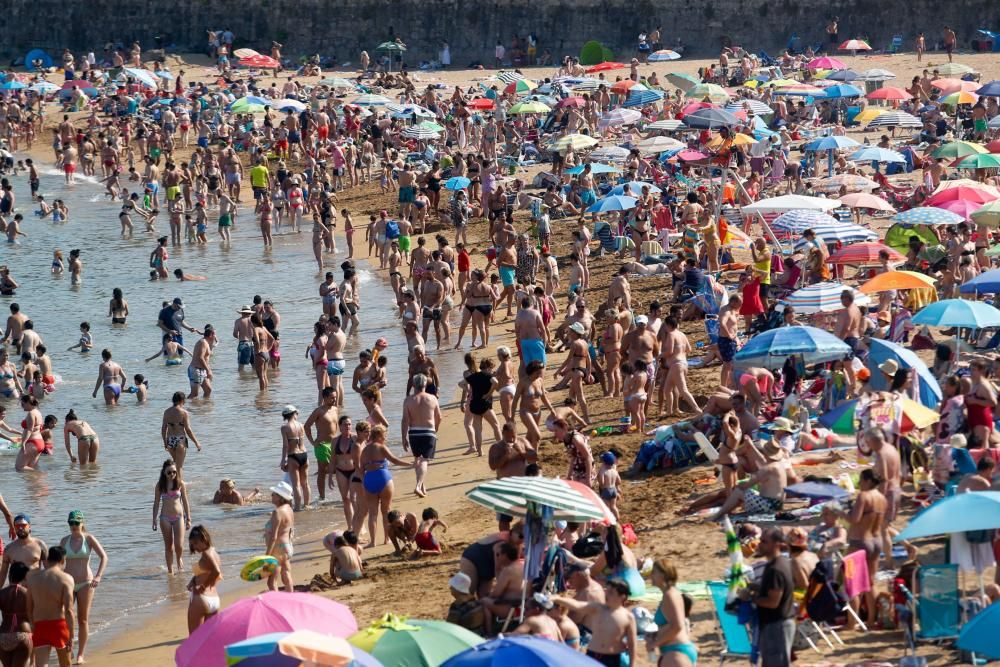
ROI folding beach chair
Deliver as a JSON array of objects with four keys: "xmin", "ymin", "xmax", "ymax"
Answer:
[
  {"xmin": 758, "ymin": 51, "xmax": 777, "ymax": 66},
  {"xmin": 888, "ymin": 35, "xmax": 904, "ymax": 53},
  {"xmin": 708, "ymin": 581, "xmax": 753, "ymax": 665},
  {"xmin": 640, "ymin": 239, "xmax": 667, "ymax": 259},
  {"xmin": 899, "ymin": 563, "xmax": 960, "ymax": 648}
]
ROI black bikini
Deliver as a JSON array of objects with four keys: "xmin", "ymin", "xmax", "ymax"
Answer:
[{"xmin": 333, "ymin": 434, "xmax": 359, "ymax": 482}]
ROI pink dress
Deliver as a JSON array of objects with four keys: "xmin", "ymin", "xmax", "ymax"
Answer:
[{"xmin": 739, "ymin": 277, "xmax": 764, "ymax": 316}]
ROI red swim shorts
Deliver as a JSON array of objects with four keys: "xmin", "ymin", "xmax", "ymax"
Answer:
[
  {"xmin": 33, "ymin": 618, "xmax": 70, "ymax": 649},
  {"xmin": 414, "ymin": 531, "xmax": 440, "ymax": 552},
  {"xmin": 63, "ymin": 164, "xmax": 76, "ymax": 174}
]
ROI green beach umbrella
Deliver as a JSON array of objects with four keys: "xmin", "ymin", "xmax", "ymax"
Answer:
[
  {"xmin": 415, "ymin": 120, "xmax": 445, "ymax": 132},
  {"xmin": 377, "ymin": 41, "xmax": 406, "ymax": 52},
  {"xmin": 932, "ymin": 140, "xmax": 987, "ymax": 159},
  {"xmin": 508, "ymin": 100, "xmax": 550, "ymax": 114},
  {"xmin": 666, "ymin": 72, "xmax": 700, "ymax": 91},
  {"xmin": 228, "ymin": 98, "xmax": 266, "ymax": 114},
  {"xmin": 972, "ymin": 201, "xmax": 1000, "ymax": 228},
  {"xmin": 884, "ymin": 222, "xmax": 938, "ymax": 252},
  {"xmin": 957, "ymin": 153, "xmax": 1000, "ymax": 169},
  {"xmin": 349, "ymin": 614, "xmax": 482, "ymax": 667},
  {"xmin": 686, "ymin": 83, "xmax": 729, "ymax": 102}
]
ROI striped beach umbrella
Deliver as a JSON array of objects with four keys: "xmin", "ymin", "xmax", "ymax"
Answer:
[
  {"xmin": 504, "ymin": 78, "xmax": 537, "ymax": 94},
  {"xmin": 813, "ymin": 174, "xmax": 880, "ymax": 194},
  {"xmin": 733, "ymin": 325, "xmax": 852, "ymax": 369},
  {"xmin": 936, "ymin": 62, "xmax": 976, "ymax": 77},
  {"xmin": 820, "ymin": 397, "xmax": 938, "ymax": 435},
  {"xmin": 319, "ymin": 77, "xmax": 356, "ymax": 89},
  {"xmin": 828, "ymin": 242, "xmax": 904, "ymax": 265},
  {"xmin": 622, "ymin": 89, "xmax": 665, "ymax": 107},
  {"xmin": 792, "ymin": 223, "xmax": 878, "ymax": 248},
  {"xmin": 893, "ymin": 206, "xmax": 965, "ymax": 226},
  {"xmin": 866, "ymin": 111, "xmax": 922, "ymax": 128},
  {"xmin": 466, "ymin": 476, "xmax": 606, "ymax": 521},
  {"xmin": 724, "ymin": 99, "xmax": 773, "ymax": 115},
  {"xmin": 780, "ymin": 282, "xmax": 871, "ymax": 314},
  {"xmin": 645, "ymin": 119, "xmax": 686, "ymax": 131},
  {"xmin": 547, "ymin": 133, "xmax": 598, "ymax": 151},
  {"xmin": 601, "ymin": 108, "xmax": 643, "ymax": 126},
  {"xmin": 683, "ymin": 108, "xmax": 740, "ymax": 128},
  {"xmin": 401, "ymin": 125, "xmax": 441, "ymax": 140},
  {"xmin": 636, "ymin": 135, "xmax": 685, "ymax": 154},
  {"xmin": 648, "ymin": 49, "xmax": 682, "ymax": 62},
  {"xmin": 352, "ymin": 94, "xmax": 391, "ymax": 106},
  {"xmin": 771, "ymin": 209, "xmax": 840, "ymax": 232},
  {"xmin": 495, "ymin": 71, "xmax": 524, "ymax": 84}
]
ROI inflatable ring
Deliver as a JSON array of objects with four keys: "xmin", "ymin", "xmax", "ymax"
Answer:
[{"xmin": 240, "ymin": 555, "xmax": 279, "ymax": 582}]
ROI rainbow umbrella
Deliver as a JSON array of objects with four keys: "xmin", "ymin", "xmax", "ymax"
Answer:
[
  {"xmin": 942, "ymin": 90, "xmax": 979, "ymax": 106},
  {"xmin": 933, "ymin": 141, "xmax": 987, "ymax": 159},
  {"xmin": 722, "ymin": 516, "xmax": 750, "ymax": 603},
  {"xmin": 226, "ymin": 631, "xmax": 383, "ymax": 666},
  {"xmin": 685, "ymin": 83, "xmax": 729, "ymax": 102},
  {"xmin": 504, "ymin": 78, "xmax": 537, "ymax": 95},
  {"xmin": 349, "ymin": 615, "xmax": 483, "ymax": 667},
  {"xmin": 819, "ymin": 397, "xmax": 939, "ymax": 435}
]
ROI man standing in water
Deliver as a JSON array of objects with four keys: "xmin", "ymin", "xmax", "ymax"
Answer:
[
  {"xmin": 0, "ymin": 514, "xmax": 47, "ymax": 585},
  {"xmin": 304, "ymin": 387, "xmax": 339, "ymax": 502},
  {"xmin": 27, "ymin": 546, "xmax": 75, "ymax": 667},
  {"xmin": 325, "ymin": 317, "xmax": 347, "ymax": 407},
  {"xmin": 402, "ymin": 374, "xmax": 442, "ymax": 498},
  {"xmin": 158, "ymin": 297, "xmax": 199, "ymax": 347},
  {"xmin": 2, "ymin": 303, "xmax": 28, "ymax": 352},
  {"xmin": 188, "ymin": 325, "xmax": 216, "ymax": 399},
  {"xmin": 232, "ymin": 305, "xmax": 254, "ymax": 371}
]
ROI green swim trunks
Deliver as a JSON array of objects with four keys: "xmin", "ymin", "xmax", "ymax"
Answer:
[
  {"xmin": 150, "ymin": 147, "xmax": 162, "ymax": 160},
  {"xmin": 314, "ymin": 440, "xmax": 332, "ymax": 464},
  {"xmin": 399, "ymin": 235, "xmax": 411, "ymax": 252},
  {"xmin": 166, "ymin": 185, "xmax": 181, "ymax": 201},
  {"xmin": 218, "ymin": 214, "xmax": 232, "ymax": 228}
]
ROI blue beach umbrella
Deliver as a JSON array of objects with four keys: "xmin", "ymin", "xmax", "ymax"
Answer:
[
  {"xmin": 441, "ymin": 636, "xmax": 604, "ymax": 667},
  {"xmin": 958, "ymin": 602, "xmax": 1000, "ymax": 659},
  {"xmin": 565, "ymin": 163, "xmax": 621, "ymax": 175},
  {"xmin": 609, "ymin": 181, "xmax": 661, "ymax": 196},
  {"xmin": 444, "ymin": 176, "xmax": 471, "ymax": 190},
  {"xmin": 849, "ymin": 146, "xmax": 906, "ymax": 163},
  {"xmin": 895, "ymin": 491, "xmax": 1000, "ymax": 541},
  {"xmin": 29, "ymin": 81, "xmax": 59, "ymax": 94},
  {"xmin": 959, "ymin": 268, "xmax": 1000, "ymax": 294},
  {"xmin": 911, "ymin": 299, "xmax": 1000, "ymax": 329},
  {"xmin": 975, "ymin": 81, "xmax": 1000, "ymax": 97},
  {"xmin": 622, "ymin": 89, "xmax": 664, "ymax": 107},
  {"xmin": 804, "ymin": 136, "xmax": 860, "ymax": 151},
  {"xmin": 892, "ymin": 206, "xmax": 964, "ymax": 227},
  {"xmin": 821, "ymin": 84, "xmax": 864, "ymax": 98},
  {"xmin": 586, "ymin": 195, "xmax": 637, "ymax": 214},
  {"xmin": 0, "ymin": 81, "xmax": 26, "ymax": 90},
  {"xmin": 864, "ymin": 338, "xmax": 942, "ymax": 409},
  {"xmin": 732, "ymin": 326, "xmax": 851, "ymax": 369}
]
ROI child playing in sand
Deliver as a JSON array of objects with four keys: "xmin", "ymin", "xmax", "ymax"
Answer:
[
  {"xmin": 597, "ymin": 452, "xmax": 622, "ymax": 522},
  {"xmin": 330, "ymin": 534, "xmax": 364, "ymax": 584},
  {"xmin": 622, "ymin": 360, "xmax": 648, "ymax": 432},
  {"xmin": 413, "ymin": 508, "xmax": 448, "ymax": 556},
  {"xmin": 386, "ymin": 510, "xmax": 418, "ymax": 555}
]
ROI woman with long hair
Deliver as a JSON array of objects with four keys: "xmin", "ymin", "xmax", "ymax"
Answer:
[
  {"xmin": 59, "ymin": 511, "xmax": 108, "ymax": 664},
  {"xmin": 152, "ymin": 459, "xmax": 191, "ymax": 574},
  {"xmin": 186, "ymin": 525, "xmax": 221, "ymax": 633},
  {"xmin": 280, "ymin": 405, "xmax": 310, "ymax": 510}
]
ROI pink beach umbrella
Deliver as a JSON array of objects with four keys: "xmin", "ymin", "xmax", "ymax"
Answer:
[
  {"xmin": 839, "ymin": 39, "xmax": 872, "ymax": 51},
  {"xmin": 935, "ymin": 198, "xmax": 986, "ymax": 221},
  {"xmin": 806, "ymin": 56, "xmax": 847, "ymax": 70},
  {"xmin": 175, "ymin": 592, "xmax": 357, "ymax": 667}
]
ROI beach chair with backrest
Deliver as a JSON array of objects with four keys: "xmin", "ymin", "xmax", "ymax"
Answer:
[
  {"xmin": 900, "ymin": 563, "xmax": 961, "ymax": 646},
  {"xmin": 708, "ymin": 581, "xmax": 753, "ymax": 665},
  {"xmin": 889, "ymin": 35, "xmax": 904, "ymax": 53}
]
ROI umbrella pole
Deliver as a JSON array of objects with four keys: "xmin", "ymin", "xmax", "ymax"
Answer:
[{"xmin": 731, "ymin": 176, "xmax": 784, "ymax": 251}]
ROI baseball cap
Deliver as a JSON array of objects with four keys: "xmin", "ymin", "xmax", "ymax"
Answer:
[
  {"xmin": 13, "ymin": 514, "xmax": 29, "ymax": 525},
  {"xmin": 601, "ymin": 451, "xmax": 617, "ymax": 465},
  {"xmin": 173, "ymin": 297, "xmax": 184, "ymax": 307},
  {"xmin": 68, "ymin": 510, "xmax": 85, "ymax": 524},
  {"xmin": 281, "ymin": 405, "xmax": 298, "ymax": 417},
  {"xmin": 635, "ymin": 315, "xmax": 649, "ymax": 326}
]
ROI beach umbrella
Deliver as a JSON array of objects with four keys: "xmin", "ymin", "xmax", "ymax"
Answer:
[
  {"xmin": 610, "ymin": 80, "xmax": 644, "ymax": 95},
  {"xmin": 240, "ymin": 55, "xmax": 281, "ymax": 69},
  {"xmin": 587, "ymin": 195, "xmax": 638, "ymax": 214},
  {"xmin": 686, "ymin": 83, "xmax": 730, "ymax": 101},
  {"xmin": 467, "ymin": 98, "xmax": 495, "ymax": 111},
  {"xmin": 927, "ymin": 187, "xmax": 999, "ymax": 207},
  {"xmin": 585, "ymin": 61, "xmax": 625, "ymax": 73},
  {"xmin": 495, "ymin": 71, "xmax": 524, "ymax": 84},
  {"xmin": 589, "ymin": 146, "xmax": 630, "ymax": 162},
  {"xmin": 705, "ymin": 133, "xmax": 755, "ymax": 151},
  {"xmin": 560, "ymin": 479, "xmax": 616, "ymax": 526},
  {"xmin": 956, "ymin": 154, "xmax": 1000, "ymax": 170},
  {"xmin": 352, "ymin": 94, "xmax": 392, "ymax": 106},
  {"xmin": 623, "ymin": 89, "xmax": 665, "ymax": 107},
  {"xmin": 839, "ymin": 39, "xmax": 872, "ymax": 51},
  {"xmin": 884, "ymin": 223, "xmax": 937, "ymax": 252},
  {"xmin": 645, "ymin": 119, "xmax": 686, "ymax": 131},
  {"xmin": 838, "ymin": 192, "xmax": 896, "ymax": 211},
  {"xmin": 565, "ymin": 163, "xmax": 621, "ymax": 175},
  {"xmin": 957, "ymin": 603, "xmax": 1000, "ymax": 659},
  {"xmin": 556, "ymin": 96, "xmax": 586, "ymax": 108},
  {"xmin": 176, "ymin": 592, "xmax": 357, "ymax": 667},
  {"xmin": 866, "ymin": 111, "xmax": 922, "ymax": 128},
  {"xmin": 911, "ymin": 298, "xmax": 1000, "ymax": 329},
  {"xmin": 319, "ymin": 77, "xmax": 357, "ymax": 89},
  {"xmin": 828, "ymin": 242, "xmax": 904, "ymax": 265},
  {"xmin": 859, "ymin": 270, "xmax": 937, "ymax": 293},
  {"xmin": 821, "ymin": 84, "xmax": 864, "ymax": 99},
  {"xmin": 508, "ymin": 100, "xmax": 550, "ymax": 114},
  {"xmin": 376, "ymin": 41, "xmax": 406, "ymax": 52},
  {"xmin": 866, "ymin": 87, "xmax": 912, "ymax": 101},
  {"xmin": 931, "ymin": 78, "xmax": 980, "ymax": 95},
  {"xmin": 468, "ymin": 476, "xmax": 606, "ymax": 521},
  {"xmin": 270, "ymin": 98, "xmax": 307, "ymax": 112},
  {"xmin": 609, "ymin": 181, "xmax": 661, "ymax": 196},
  {"xmin": 792, "ymin": 222, "xmax": 878, "ymax": 247},
  {"xmin": 636, "ymin": 136, "xmax": 685, "ymax": 154},
  {"xmin": 896, "ymin": 492, "xmax": 1000, "ymax": 541},
  {"xmin": 444, "ymin": 177, "xmax": 471, "ymax": 190},
  {"xmin": 936, "ymin": 198, "xmax": 986, "ymax": 221},
  {"xmin": 648, "ymin": 50, "xmax": 682, "ymax": 62},
  {"xmin": 780, "ymin": 282, "xmax": 870, "ymax": 314},
  {"xmin": 228, "ymin": 98, "xmax": 267, "ymax": 114},
  {"xmin": 29, "ymin": 81, "xmax": 59, "ymax": 94},
  {"xmin": 850, "ymin": 147, "xmax": 906, "ymax": 163},
  {"xmin": 743, "ymin": 194, "xmax": 841, "ymax": 213},
  {"xmin": 806, "ymin": 56, "xmax": 847, "ymax": 70},
  {"xmin": 349, "ymin": 616, "xmax": 482, "ymax": 667},
  {"xmin": 504, "ymin": 78, "xmax": 537, "ymax": 95},
  {"xmin": 665, "ymin": 72, "xmax": 700, "ymax": 91},
  {"xmin": 804, "ymin": 136, "xmax": 860, "ymax": 151},
  {"xmin": 60, "ymin": 80, "xmax": 92, "ymax": 90},
  {"xmin": 771, "ymin": 209, "xmax": 839, "ymax": 232},
  {"xmin": 860, "ymin": 68, "xmax": 897, "ymax": 81},
  {"xmin": 971, "ymin": 201, "xmax": 1000, "ymax": 227},
  {"xmin": 676, "ymin": 149, "xmax": 709, "ymax": 161},
  {"xmin": 813, "ymin": 174, "xmax": 880, "ymax": 194},
  {"xmin": 866, "ymin": 338, "xmax": 943, "ymax": 409},
  {"xmin": 825, "ymin": 69, "xmax": 862, "ymax": 81},
  {"xmin": 819, "ymin": 396, "xmax": 938, "ymax": 435},
  {"xmin": 683, "ymin": 108, "xmax": 740, "ymax": 129},
  {"xmin": 564, "ymin": 77, "xmax": 602, "ymax": 92},
  {"xmin": 601, "ymin": 108, "xmax": 643, "ymax": 126},
  {"xmin": 933, "ymin": 141, "xmax": 988, "ymax": 159},
  {"xmin": 976, "ymin": 81, "xmax": 1000, "ymax": 97},
  {"xmin": 773, "ymin": 83, "xmax": 825, "ymax": 96},
  {"xmin": 441, "ymin": 636, "xmax": 603, "ymax": 667},
  {"xmin": 226, "ymin": 631, "xmax": 383, "ymax": 667},
  {"xmin": 233, "ymin": 48, "xmax": 260, "ymax": 58},
  {"xmin": 937, "ymin": 62, "xmax": 976, "ymax": 77},
  {"xmin": 733, "ymin": 325, "xmax": 851, "ymax": 369},
  {"xmin": 122, "ymin": 67, "xmax": 159, "ymax": 88},
  {"xmin": 402, "ymin": 125, "xmax": 442, "ymax": 140},
  {"xmin": 988, "ymin": 139, "xmax": 1000, "ymax": 153},
  {"xmin": 933, "ymin": 179, "xmax": 1000, "ymax": 197},
  {"xmin": 724, "ymin": 99, "xmax": 773, "ymax": 115},
  {"xmin": 942, "ymin": 91, "xmax": 979, "ymax": 106},
  {"xmin": 893, "ymin": 206, "xmax": 964, "ymax": 226},
  {"xmin": 547, "ymin": 133, "xmax": 598, "ymax": 152},
  {"xmin": 959, "ymin": 268, "xmax": 1000, "ymax": 293},
  {"xmin": 0, "ymin": 81, "xmax": 26, "ymax": 90},
  {"xmin": 854, "ymin": 107, "xmax": 887, "ymax": 124}
]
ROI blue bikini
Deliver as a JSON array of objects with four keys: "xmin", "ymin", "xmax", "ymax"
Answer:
[{"xmin": 654, "ymin": 606, "xmax": 699, "ymax": 665}]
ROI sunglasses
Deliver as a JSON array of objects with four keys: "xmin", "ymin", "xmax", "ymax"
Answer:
[{"xmin": 68, "ymin": 521, "xmax": 81, "ymax": 526}]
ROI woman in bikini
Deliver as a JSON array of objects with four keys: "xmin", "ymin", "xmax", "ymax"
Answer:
[
  {"xmin": 0, "ymin": 349, "xmax": 23, "ymax": 400},
  {"xmin": 512, "ymin": 360, "xmax": 556, "ymax": 450},
  {"xmin": 91, "ymin": 349, "xmax": 126, "ymax": 406},
  {"xmin": 647, "ymin": 558, "xmax": 698, "ymax": 667},
  {"xmin": 622, "ymin": 361, "xmax": 649, "ymax": 432},
  {"xmin": 0, "ymin": 561, "xmax": 31, "ymax": 667},
  {"xmin": 152, "ymin": 459, "xmax": 192, "ymax": 575},
  {"xmin": 62, "ymin": 410, "xmax": 100, "ymax": 465},
  {"xmin": 464, "ymin": 357, "xmax": 502, "ymax": 456},
  {"xmin": 353, "ymin": 425, "xmax": 413, "ymax": 549},
  {"xmin": 495, "ymin": 346, "xmax": 516, "ymax": 421},
  {"xmin": 251, "ymin": 314, "xmax": 275, "ymax": 391},
  {"xmin": 185, "ymin": 525, "xmax": 221, "ymax": 633},
  {"xmin": 264, "ymin": 482, "xmax": 296, "ymax": 592},
  {"xmin": 330, "ymin": 415, "xmax": 361, "ymax": 528},
  {"xmin": 280, "ymin": 405, "xmax": 310, "ymax": 511},
  {"xmin": 560, "ymin": 325, "xmax": 592, "ymax": 424},
  {"xmin": 306, "ymin": 322, "xmax": 329, "ymax": 404},
  {"xmin": 59, "ymin": 510, "xmax": 108, "ymax": 664},
  {"xmin": 161, "ymin": 392, "xmax": 203, "ymax": 470},
  {"xmin": 15, "ymin": 395, "xmax": 44, "ymax": 472}
]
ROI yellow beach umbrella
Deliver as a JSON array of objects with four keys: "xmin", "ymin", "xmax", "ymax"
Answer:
[{"xmin": 854, "ymin": 107, "xmax": 887, "ymax": 124}]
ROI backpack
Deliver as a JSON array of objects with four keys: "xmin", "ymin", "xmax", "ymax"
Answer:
[
  {"xmin": 804, "ymin": 558, "xmax": 846, "ymax": 625},
  {"xmin": 384, "ymin": 220, "xmax": 400, "ymax": 239}
]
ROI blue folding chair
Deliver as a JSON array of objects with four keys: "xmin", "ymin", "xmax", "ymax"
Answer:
[
  {"xmin": 901, "ymin": 563, "xmax": 960, "ymax": 646},
  {"xmin": 708, "ymin": 581, "xmax": 753, "ymax": 665}
]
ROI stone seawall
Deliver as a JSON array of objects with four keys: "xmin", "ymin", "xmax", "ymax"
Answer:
[{"xmin": 3, "ymin": 0, "xmax": 999, "ymax": 62}]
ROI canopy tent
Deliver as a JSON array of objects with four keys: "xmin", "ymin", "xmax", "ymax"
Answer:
[{"xmin": 24, "ymin": 49, "xmax": 53, "ymax": 71}]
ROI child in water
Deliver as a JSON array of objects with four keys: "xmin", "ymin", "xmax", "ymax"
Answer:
[
  {"xmin": 127, "ymin": 374, "xmax": 149, "ymax": 402},
  {"xmin": 145, "ymin": 333, "xmax": 190, "ymax": 365},
  {"xmin": 66, "ymin": 322, "xmax": 92, "ymax": 352},
  {"xmin": 51, "ymin": 249, "xmax": 64, "ymax": 274}
]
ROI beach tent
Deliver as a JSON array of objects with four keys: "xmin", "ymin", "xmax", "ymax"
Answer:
[
  {"xmin": 579, "ymin": 41, "xmax": 605, "ymax": 66},
  {"xmin": 884, "ymin": 223, "xmax": 937, "ymax": 252},
  {"xmin": 24, "ymin": 49, "xmax": 53, "ymax": 71}
]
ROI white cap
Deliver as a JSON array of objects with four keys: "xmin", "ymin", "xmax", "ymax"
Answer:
[
  {"xmin": 448, "ymin": 572, "xmax": 472, "ymax": 595},
  {"xmin": 269, "ymin": 481, "xmax": 294, "ymax": 501},
  {"xmin": 635, "ymin": 315, "xmax": 649, "ymax": 325}
]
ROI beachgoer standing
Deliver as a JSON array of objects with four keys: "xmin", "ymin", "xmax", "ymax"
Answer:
[
  {"xmin": 304, "ymin": 387, "xmax": 339, "ymax": 502},
  {"xmin": 26, "ymin": 547, "xmax": 75, "ymax": 667},
  {"xmin": 401, "ymin": 373, "xmax": 442, "ymax": 498}
]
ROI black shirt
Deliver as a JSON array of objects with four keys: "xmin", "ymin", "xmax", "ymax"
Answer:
[
  {"xmin": 467, "ymin": 371, "xmax": 494, "ymax": 415},
  {"xmin": 757, "ymin": 556, "xmax": 795, "ymax": 625}
]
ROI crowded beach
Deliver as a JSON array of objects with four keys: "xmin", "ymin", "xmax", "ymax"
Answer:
[{"xmin": 0, "ymin": 21, "xmax": 999, "ymax": 667}]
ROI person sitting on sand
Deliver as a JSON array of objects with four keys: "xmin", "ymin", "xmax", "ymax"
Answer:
[
  {"xmin": 446, "ymin": 572, "xmax": 485, "ymax": 633},
  {"xmin": 710, "ymin": 440, "xmax": 792, "ymax": 520},
  {"xmin": 386, "ymin": 510, "xmax": 418, "ymax": 554},
  {"xmin": 413, "ymin": 507, "xmax": 448, "ymax": 556},
  {"xmin": 479, "ymin": 542, "xmax": 525, "ymax": 634},
  {"xmin": 329, "ymin": 533, "xmax": 364, "ymax": 584},
  {"xmin": 212, "ymin": 479, "xmax": 260, "ymax": 505}
]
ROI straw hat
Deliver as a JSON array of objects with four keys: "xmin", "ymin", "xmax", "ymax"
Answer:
[
  {"xmin": 787, "ymin": 527, "xmax": 808, "ymax": 549},
  {"xmin": 761, "ymin": 439, "xmax": 785, "ymax": 462},
  {"xmin": 878, "ymin": 359, "xmax": 900, "ymax": 376},
  {"xmin": 772, "ymin": 417, "xmax": 796, "ymax": 433}
]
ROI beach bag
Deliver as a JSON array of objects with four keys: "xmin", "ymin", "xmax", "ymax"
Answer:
[
  {"xmin": 804, "ymin": 559, "xmax": 845, "ymax": 624},
  {"xmin": 384, "ymin": 220, "xmax": 400, "ymax": 239},
  {"xmin": 620, "ymin": 523, "xmax": 638, "ymax": 547},
  {"xmin": 572, "ymin": 532, "xmax": 603, "ymax": 558}
]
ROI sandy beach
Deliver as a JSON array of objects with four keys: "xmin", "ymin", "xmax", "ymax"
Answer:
[{"xmin": 7, "ymin": 47, "xmax": 996, "ymax": 666}]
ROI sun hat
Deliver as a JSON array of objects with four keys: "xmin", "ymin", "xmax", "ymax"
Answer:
[
  {"xmin": 569, "ymin": 322, "xmax": 587, "ymax": 335},
  {"xmin": 950, "ymin": 433, "xmax": 967, "ymax": 449},
  {"xmin": 448, "ymin": 572, "xmax": 472, "ymax": 595},
  {"xmin": 281, "ymin": 405, "xmax": 298, "ymax": 417},
  {"xmin": 772, "ymin": 417, "xmax": 796, "ymax": 433},
  {"xmin": 787, "ymin": 527, "xmax": 808, "ymax": 548},
  {"xmin": 761, "ymin": 439, "xmax": 785, "ymax": 462},
  {"xmin": 239, "ymin": 305, "xmax": 253, "ymax": 314},
  {"xmin": 878, "ymin": 359, "xmax": 900, "ymax": 376},
  {"xmin": 270, "ymin": 481, "xmax": 294, "ymax": 501}
]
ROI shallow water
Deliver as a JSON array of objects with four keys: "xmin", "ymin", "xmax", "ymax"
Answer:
[{"xmin": 0, "ymin": 164, "xmax": 464, "ymax": 641}]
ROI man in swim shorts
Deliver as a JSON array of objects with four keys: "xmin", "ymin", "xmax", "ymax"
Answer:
[
  {"xmin": 233, "ymin": 305, "xmax": 255, "ymax": 370},
  {"xmin": 402, "ymin": 374, "xmax": 441, "ymax": 498},
  {"xmin": 304, "ymin": 387, "xmax": 339, "ymax": 501},
  {"xmin": 514, "ymin": 298, "xmax": 548, "ymax": 369},
  {"xmin": 27, "ymin": 546, "xmax": 75, "ymax": 667}
]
